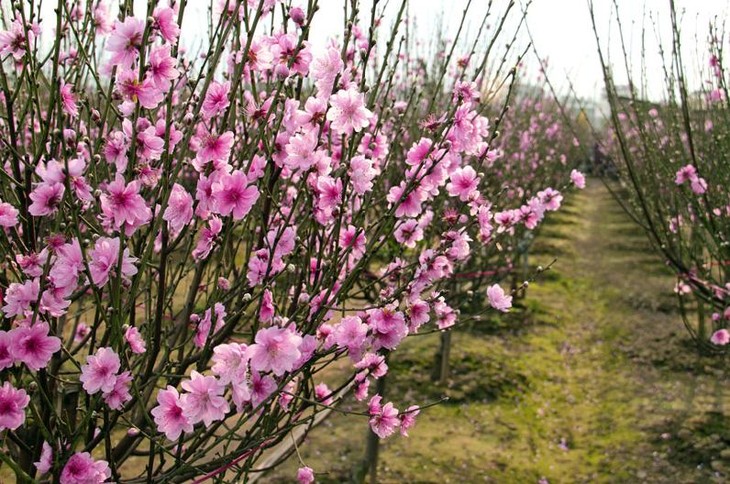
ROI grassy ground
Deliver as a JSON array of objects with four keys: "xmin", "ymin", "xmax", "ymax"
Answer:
[{"xmin": 263, "ymin": 180, "xmax": 730, "ymax": 483}]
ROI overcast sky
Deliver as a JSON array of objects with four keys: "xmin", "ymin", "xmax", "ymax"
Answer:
[
  {"xmin": 297, "ymin": 0, "xmax": 730, "ymax": 101},
  {"xmin": 34, "ymin": 0, "xmax": 730, "ymax": 101}
]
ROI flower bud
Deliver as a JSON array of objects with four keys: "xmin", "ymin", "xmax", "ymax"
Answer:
[
  {"xmin": 289, "ymin": 6, "xmax": 306, "ymax": 26},
  {"xmin": 275, "ymin": 64, "xmax": 290, "ymax": 80}
]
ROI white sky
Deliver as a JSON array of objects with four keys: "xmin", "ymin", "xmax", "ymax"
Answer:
[
  {"xmin": 298, "ymin": 0, "xmax": 730, "ymax": 101},
  {"xmin": 33, "ymin": 0, "xmax": 730, "ymax": 101}
]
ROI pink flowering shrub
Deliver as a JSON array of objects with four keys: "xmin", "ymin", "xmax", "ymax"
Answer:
[
  {"xmin": 0, "ymin": 0, "xmax": 565, "ymax": 481},
  {"xmin": 596, "ymin": 5, "xmax": 730, "ymax": 350},
  {"xmin": 437, "ymin": 88, "xmax": 584, "ymax": 322}
]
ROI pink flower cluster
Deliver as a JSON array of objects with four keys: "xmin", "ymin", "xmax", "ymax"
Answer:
[
  {"xmin": 80, "ymin": 347, "xmax": 132, "ymax": 410},
  {"xmin": 675, "ymin": 164, "xmax": 707, "ymax": 195}
]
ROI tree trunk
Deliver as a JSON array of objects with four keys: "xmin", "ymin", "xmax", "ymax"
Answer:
[{"xmin": 354, "ymin": 374, "xmax": 387, "ymax": 484}]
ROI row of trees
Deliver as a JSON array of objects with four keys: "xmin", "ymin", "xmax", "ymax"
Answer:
[
  {"xmin": 0, "ymin": 0, "xmax": 585, "ymax": 482},
  {"xmin": 593, "ymin": 0, "xmax": 730, "ymax": 351}
]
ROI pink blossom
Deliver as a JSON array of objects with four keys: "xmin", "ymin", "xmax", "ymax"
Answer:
[
  {"xmin": 74, "ymin": 323, "xmax": 90, "ymax": 343},
  {"xmin": 690, "ymin": 176, "xmax": 707, "ymax": 195},
  {"xmin": 315, "ymin": 383, "xmax": 334, "ymax": 405},
  {"xmin": 103, "ymin": 370, "xmax": 132, "ymax": 410},
  {"xmin": 0, "ymin": 331, "xmax": 14, "ymax": 370},
  {"xmin": 446, "ymin": 165, "xmax": 480, "ymax": 201},
  {"xmin": 0, "ymin": 200, "xmax": 18, "ymax": 227},
  {"xmin": 247, "ymin": 248, "xmax": 283, "ymax": 286},
  {"xmin": 297, "ymin": 466, "xmax": 315, "ymax": 484},
  {"xmin": 193, "ymin": 303, "xmax": 227, "ymax": 348},
  {"xmin": 444, "ymin": 230, "xmax": 472, "ymax": 261},
  {"xmin": 711, "ymin": 329, "xmax": 730, "ymax": 346},
  {"xmin": 494, "ymin": 209, "xmax": 517, "ymax": 230},
  {"xmin": 202, "ymin": 81, "xmax": 231, "ymax": 119},
  {"xmin": 316, "ymin": 175, "xmax": 343, "ymax": 211},
  {"xmin": 248, "ymin": 326, "xmax": 303, "ymax": 376},
  {"xmin": 163, "ymin": 184, "xmax": 194, "ymax": 233},
  {"xmin": 40, "ymin": 288, "xmax": 71, "ymax": 318},
  {"xmin": 80, "ymin": 347, "xmax": 121, "ymax": 394},
  {"xmin": 147, "ymin": 44, "xmax": 179, "ymax": 91},
  {"xmin": 107, "ymin": 17, "xmax": 145, "ymax": 67},
  {"xmin": 88, "ymin": 237, "xmax": 138, "ymax": 287},
  {"xmin": 394, "ymin": 219, "xmax": 424, "ymax": 248},
  {"xmin": 2, "ymin": 279, "xmax": 40, "ymax": 318},
  {"xmin": 11, "ymin": 323, "xmax": 61, "ymax": 371},
  {"xmin": 153, "ymin": 6, "xmax": 180, "ymax": 43},
  {"xmin": 34, "ymin": 441, "xmax": 53, "ymax": 474},
  {"xmin": 349, "ymin": 155, "xmax": 376, "ymax": 195},
  {"xmin": 311, "ymin": 46, "xmax": 343, "ymax": 95},
  {"xmin": 100, "ymin": 175, "xmax": 152, "ymax": 233},
  {"xmin": 284, "ymin": 129, "xmax": 318, "ymax": 171},
  {"xmin": 180, "ymin": 371, "xmax": 229, "ymax": 427},
  {"xmin": 332, "ymin": 316, "xmax": 368, "ymax": 358},
  {"xmin": 339, "ymin": 225, "xmax": 366, "ymax": 259},
  {"xmin": 674, "ymin": 281, "xmax": 692, "ymax": 295},
  {"xmin": 211, "ymin": 343, "xmax": 248, "ymax": 385},
  {"xmin": 36, "ymin": 158, "xmax": 92, "ymax": 202},
  {"xmin": 270, "ymin": 32, "xmax": 312, "ymax": 76},
  {"xmin": 28, "ymin": 183, "xmax": 65, "ymax": 217},
  {"xmin": 124, "ymin": 326, "xmax": 146, "ymax": 354},
  {"xmin": 0, "ymin": 19, "xmax": 28, "ymax": 60},
  {"xmin": 117, "ymin": 68, "xmax": 164, "ymax": 109},
  {"xmin": 399, "ymin": 405, "xmax": 420, "ymax": 436},
  {"xmin": 355, "ymin": 374, "xmax": 370, "ymax": 401},
  {"xmin": 60, "ymin": 452, "xmax": 111, "ymax": 484},
  {"xmin": 487, "ymin": 284, "xmax": 512, "ymax": 312},
  {"xmin": 50, "ymin": 239, "xmax": 83, "ymax": 290},
  {"xmin": 368, "ymin": 395, "xmax": 400, "ymax": 438},
  {"xmin": 195, "ymin": 131, "xmax": 234, "ymax": 165},
  {"xmin": 369, "ymin": 307, "xmax": 409, "ymax": 351},
  {"xmin": 453, "ymin": 80, "xmax": 480, "ymax": 102},
  {"xmin": 213, "ymin": 170, "xmax": 260, "ymax": 220},
  {"xmin": 675, "ymin": 164, "xmax": 697, "ymax": 185},
  {"xmin": 327, "ymin": 88, "xmax": 373, "ymax": 135},
  {"xmin": 103, "ymin": 131, "xmax": 130, "ymax": 173},
  {"xmin": 518, "ymin": 204, "xmax": 541, "ymax": 230},
  {"xmin": 407, "ymin": 299, "xmax": 430, "ymax": 331},
  {"xmin": 290, "ymin": 6, "xmax": 306, "ymax": 26},
  {"xmin": 387, "ymin": 182, "xmax": 424, "ymax": 218},
  {"xmin": 538, "ymin": 188, "xmax": 563, "ymax": 211},
  {"xmin": 294, "ymin": 334, "xmax": 318, "ymax": 369},
  {"xmin": 0, "ymin": 381, "xmax": 29, "ymax": 431},
  {"xmin": 60, "ymin": 82, "xmax": 79, "ymax": 117},
  {"xmin": 93, "ymin": 3, "xmax": 113, "ymax": 34},
  {"xmin": 355, "ymin": 352, "xmax": 389, "ymax": 378},
  {"xmin": 260, "ymin": 289, "xmax": 275, "ymax": 322},
  {"xmin": 16, "ymin": 250, "xmax": 47, "ymax": 278},
  {"xmin": 434, "ymin": 297, "xmax": 457, "ymax": 329},
  {"xmin": 570, "ymin": 169, "xmax": 586, "ymax": 189},
  {"xmin": 269, "ymin": 225, "xmax": 297, "ymax": 259},
  {"xmin": 250, "ymin": 371, "xmax": 277, "ymax": 408},
  {"xmin": 192, "ymin": 216, "xmax": 223, "ymax": 260},
  {"xmin": 152, "ymin": 386, "xmax": 193, "ymax": 440}
]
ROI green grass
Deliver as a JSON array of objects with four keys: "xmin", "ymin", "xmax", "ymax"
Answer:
[{"xmin": 263, "ymin": 180, "xmax": 730, "ymax": 483}]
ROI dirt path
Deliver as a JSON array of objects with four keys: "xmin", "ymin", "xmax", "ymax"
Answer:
[{"xmin": 264, "ymin": 180, "xmax": 730, "ymax": 483}]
